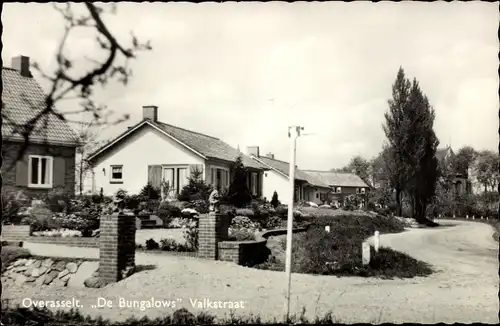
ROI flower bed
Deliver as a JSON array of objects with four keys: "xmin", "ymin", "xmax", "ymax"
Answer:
[{"xmin": 32, "ymin": 229, "xmax": 82, "ymax": 237}]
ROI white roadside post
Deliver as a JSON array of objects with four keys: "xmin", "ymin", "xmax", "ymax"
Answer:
[
  {"xmin": 374, "ymin": 231, "xmax": 380, "ymax": 253},
  {"xmin": 285, "ymin": 125, "xmax": 302, "ymax": 321},
  {"xmin": 362, "ymin": 242, "xmax": 370, "ymax": 265}
]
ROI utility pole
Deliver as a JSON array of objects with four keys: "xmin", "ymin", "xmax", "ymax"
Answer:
[{"xmin": 285, "ymin": 125, "xmax": 303, "ymax": 321}]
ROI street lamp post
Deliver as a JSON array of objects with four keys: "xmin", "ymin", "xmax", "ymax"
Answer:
[{"xmin": 285, "ymin": 125, "xmax": 303, "ymax": 321}]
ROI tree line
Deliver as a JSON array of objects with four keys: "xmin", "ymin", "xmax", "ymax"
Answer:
[{"xmin": 332, "ymin": 67, "xmax": 499, "ymax": 222}]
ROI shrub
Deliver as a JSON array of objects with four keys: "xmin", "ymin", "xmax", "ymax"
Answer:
[
  {"xmin": 262, "ymin": 215, "xmax": 283, "ymax": 229},
  {"xmin": 145, "ymin": 238, "xmax": 159, "ymax": 250},
  {"xmin": 155, "ymin": 208, "xmax": 173, "ymax": 227},
  {"xmin": 158, "ymin": 202, "xmax": 182, "ymax": 217},
  {"xmin": 230, "ymin": 216, "xmax": 260, "ymax": 230},
  {"xmin": 44, "ymin": 189, "xmax": 73, "ymax": 213},
  {"xmin": 220, "ymin": 204, "xmax": 236, "ymax": 218},
  {"xmin": 139, "ymin": 183, "xmax": 161, "ymax": 200},
  {"xmin": 1, "ymin": 246, "xmax": 31, "ymax": 273},
  {"xmin": 235, "ymin": 208, "xmax": 254, "ymax": 217},
  {"xmin": 271, "ymin": 191, "xmax": 280, "ymax": 208},
  {"xmin": 114, "ymin": 189, "xmax": 128, "ymax": 200},
  {"xmin": 185, "ymin": 199, "xmax": 209, "ymax": 214},
  {"xmin": 21, "ymin": 206, "xmax": 60, "ymax": 232},
  {"xmin": 178, "ymin": 168, "xmax": 213, "ymax": 202},
  {"xmin": 229, "ymin": 229, "xmax": 256, "ymax": 241},
  {"xmin": 123, "ymin": 194, "xmax": 142, "ymax": 210},
  {"xmin": 275, "ymin": 205, "xmax": 288, "ymax": 217},
  {"xmin": 184, "ymin": 220, "xmax": 199, "ymax": 251},
  {"xmin": 227, "ymin": 155, "xmax": 252, "ymax": 208},
  {"xmin": 1, "ymin": 192, "xmax": 23, "ymax": 224},
  {"xmin": 159, "ymin": 238, "xmax": 192, "ymax": 252}
]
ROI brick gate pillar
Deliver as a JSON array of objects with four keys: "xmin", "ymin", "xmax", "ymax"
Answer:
[
  {"xmin": 99, "ymin": 212, "xmax": 136, "ymax": 283},
  {"xmin": 198, "ymin": 212, "xmax": 229, "ymax": 260}
]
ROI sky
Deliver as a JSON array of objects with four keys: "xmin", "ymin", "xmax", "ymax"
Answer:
[{"xmin": 2, "ymin": 2, "xmax": 498, "ymax": 171}]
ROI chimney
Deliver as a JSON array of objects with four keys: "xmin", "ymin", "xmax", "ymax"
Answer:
[
  {"xmin": 265, "ymin": 152, "xmax": 275, "ymax": 159},
  {"xmin": 142, "ymin": 105, "xmax": 158, "ymax": 122},
  {"xmin": 247, "ymin": 146, "xmax": 259, "ymax": 157},
  {"xmin": 12, "ymin": 55, "xmax": 32, "ymax": 78}
]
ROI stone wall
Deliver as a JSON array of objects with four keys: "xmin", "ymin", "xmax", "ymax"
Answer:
[{"xmin": 2, "ymin": 258, "xmax": 87, "ymax": 288}]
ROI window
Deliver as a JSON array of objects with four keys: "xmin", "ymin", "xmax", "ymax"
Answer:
[
  {"xmin": 210, "ymin": 166, "xmax": 229, "ymax": 191},
  {"xmin": 251, "ymin": 172, "xmax": 258, "ymax": 196},
  {"xmin": 336, "ymin": 187, "xmax": 341, "ymax": 193},
  {"xmin": 360, "ymin": 188, "xmax": 366, "ymax": 194},
  {"xmin": 110, "ymin": 165, "xmax": 123, "ymax": 183},
  {"xmin": 316, "ymin": 193, "xmax": 319, "ymax": 199},
  {"xmin": 29, "ymin": 155, "xmax": 53, "ymax": 188},
  {"xmin": 356, "ymin": 188, "xmax": 360, "ymax": 194},
  {"xmin": 177, "ymin": 168, "xmax": 189, "ymax": 192},
  {"xmin": 162, "ymin": 166, "xmax": 189, "ymax": 195}
]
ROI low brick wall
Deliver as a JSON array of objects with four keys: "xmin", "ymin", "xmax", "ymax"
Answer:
[
  {"xmin": 218, "ymin": 226, "xmax": 308, "ymax": 266},
  {"xmin": 1, "ymin": 225, "xmax": 32, "ymax": 239},
  {"xmin": 1, "ymin": 233, "xmax": 99, "ymax": 248}
]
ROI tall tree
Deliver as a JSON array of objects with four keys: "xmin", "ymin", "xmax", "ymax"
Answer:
[
  {"xmin": 475, "ymin": 150, "xmax": 499, "ymax": 192},
  {"xmin": 403, "ymin": 79, "xmax": 439, "ymax": 221},
  {"xmin": 337, "ymin": 156, "xmax": 371, "ymax": 185},
  {"xmin": 382, "ymin": 67, "xmax": 412, "ymax": 216},
  {"xmin": 227, "ymin": 155, "xmax": 252, "ymax": 208},
  {"xmin": 452, "ymin": 146, "xmax": 477, "ymax": 177},
  {"xmin": 74, "ymin": 121, "xmax": 105, "ymax": 195},
  {"xmin": 2, "ymin": 3, "xmax": 152, "ymax": 169}
]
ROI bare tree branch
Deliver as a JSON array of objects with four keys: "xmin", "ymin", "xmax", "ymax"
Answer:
[{"xmin": 4, "ymin": 2, "xmax": 152, "ymax": 173}]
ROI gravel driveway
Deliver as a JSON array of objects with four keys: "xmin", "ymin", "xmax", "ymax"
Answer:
[{"xmin": 3, "ymin": 220, "xmax": 498, "ymax": 323}]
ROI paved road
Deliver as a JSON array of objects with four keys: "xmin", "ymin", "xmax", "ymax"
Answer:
[{"xmin": 4, "ymin": 220, "xmax": 498, "ymax": 323}]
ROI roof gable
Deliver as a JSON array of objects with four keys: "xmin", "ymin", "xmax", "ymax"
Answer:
[
  {"xmin": 2, "ymin": 67, "xmax": 79, "ymax": 146},
  {"xmin": 88, "ymin": 119, "xmax": 267, "ymax": 170},
  {"xmin": 302, "ymin": 170, "xmax": 369, "ymax": 188}
]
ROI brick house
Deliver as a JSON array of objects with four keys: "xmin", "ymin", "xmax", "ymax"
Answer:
[
  {"xmin": 2, "ymin": 55, "xmax": 80, "ymax": 197},
  {"xmin": 302, "ymin": 170, "xmax": 370, "ymax": 206}
]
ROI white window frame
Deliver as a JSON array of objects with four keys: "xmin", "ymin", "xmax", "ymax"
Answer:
[
  {"xmin": 336, "ymin": 187, "xmax": 342, "ymax": 193},
  {"xmin": 210, "ymin": 165, "xmax": 230, "ymax": 190},
  {"xmin": 360, "ymin": 188, "xmax": 366, "ymax": 194},
  {"xmin": 161, "ymin": 165, "xmax": 189, "ymax": 195},
  {"xmin": 28, "ymin": 155, "xmax": 53, "ymax": 189},
  {"xmin": 110, "ymin": 165, "xmax": 123, "ymax": 183}
]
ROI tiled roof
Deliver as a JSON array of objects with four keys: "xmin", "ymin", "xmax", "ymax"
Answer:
[
  {"xmin": 1, "ymin": 67, "xmax": 79, "ymax": 146},
  {"xmin": 255, "ymin": 156, "xmax": 330, "ymax": 188},
  {"xmin": 302, "ymin": 170, "xmax": 369, "ymax": 188},
  {"xmin": 89, "ymin": 119, "xmax": 267, "ymax": 170},
  {"xmin": 153, "ymin": 121, "xmax": 266, "ymax": 170}
]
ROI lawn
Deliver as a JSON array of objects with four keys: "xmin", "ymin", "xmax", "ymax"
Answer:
[{"xmin": 254, "ymin": 210, "xmax": 433, "ymax": 278}]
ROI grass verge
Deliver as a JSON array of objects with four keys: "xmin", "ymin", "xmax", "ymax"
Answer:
[
  {"xmin": 255, "ymin": 213, "xmax": 433, "ymax": 279},
  {"xmin": 1, "ymin": 305, "xmax": 345, "ymax": 325}
]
